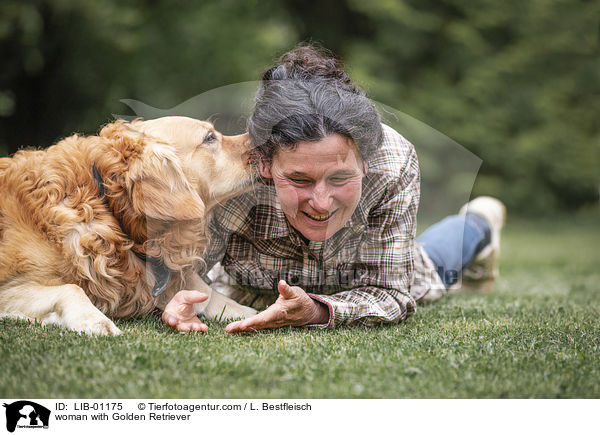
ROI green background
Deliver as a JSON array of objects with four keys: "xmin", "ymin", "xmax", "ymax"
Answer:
[{"xmin": 1, "ymin": 0, "xmax": 598, "ymax": 215}]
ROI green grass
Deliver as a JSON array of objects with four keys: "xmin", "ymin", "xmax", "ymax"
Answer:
[{"xmin": 1, "ymin": 215, "xmax": 599, "ymax": 398}]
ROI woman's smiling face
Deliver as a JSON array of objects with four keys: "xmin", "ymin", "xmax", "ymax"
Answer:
[{"xmin": 259, "ymin": 134, "xmax": 366, "ymax": 242}]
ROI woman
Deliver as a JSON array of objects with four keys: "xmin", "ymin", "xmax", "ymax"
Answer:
[{"xmin": 161, "ymin": 44, "xmax": 506, "ymax": 333}]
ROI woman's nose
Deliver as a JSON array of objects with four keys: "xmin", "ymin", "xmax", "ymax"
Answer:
[{"xmin": 308, "ymin": 184, "xmax": 333, "ymax": 212}]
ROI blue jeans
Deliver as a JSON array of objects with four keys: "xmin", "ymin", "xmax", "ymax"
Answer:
[{"xmin": 417, "ymin": 213, "xmax": 490, "ymax": 288}]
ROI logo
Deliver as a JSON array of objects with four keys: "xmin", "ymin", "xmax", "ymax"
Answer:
[{"xmin": 3, "ymin": 401, "xmax": 50, "ymax": 433}]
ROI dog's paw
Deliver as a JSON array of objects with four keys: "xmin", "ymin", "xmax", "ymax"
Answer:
[
  {"xmin": 80, "ymin": 319, "xmax": 123, "ymax": 336},
  {"xmin": 65, "ymin": 310, "xmax": 122, "ymax": 336},
  {"xmin": 198, "ymin": 300, "xmax": 258, "ymax": 321},
  {"xmin": 220, "ymin": 303, "xmax": 258, "ymax": 321}
]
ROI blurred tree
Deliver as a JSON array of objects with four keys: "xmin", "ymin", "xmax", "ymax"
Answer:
[
  {"xmin": 1, "ymin": 0, "xmax": 598, "ymax": 214},
  {"xmin": 0, "ymin": 0, "xmax": 296, "ymax": 154},
  {"xmin": 343, "ymin": 0, "xmax": 600, "ymax": 213}
]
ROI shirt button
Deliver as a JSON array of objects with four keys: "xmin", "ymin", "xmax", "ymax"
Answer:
[{"xmin": 289, "ymin": 273, "xmax": 301, "ymax": 285}]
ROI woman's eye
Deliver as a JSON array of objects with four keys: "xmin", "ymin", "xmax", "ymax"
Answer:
[
  {"xmin": 330, "ymin": 178, "xmax": 349, "ymax": 184},
  {"xmin": 290, "ymin": 178, "xmax": 310, "ymax": 184}
]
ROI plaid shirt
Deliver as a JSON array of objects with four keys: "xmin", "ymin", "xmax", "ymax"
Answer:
[{"xmin": 204, "ymin": 124, "xmax": 443, "ymax": 328}]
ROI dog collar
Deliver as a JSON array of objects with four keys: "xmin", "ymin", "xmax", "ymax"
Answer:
[{"xmin": 92, "ymin": 163, "xmax": 171, "ymax": 297}]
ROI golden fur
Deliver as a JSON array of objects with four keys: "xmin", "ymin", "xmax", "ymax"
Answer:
[{"xmin": 0, "ymin": 116, "xmax": 256, "ymax": 335}]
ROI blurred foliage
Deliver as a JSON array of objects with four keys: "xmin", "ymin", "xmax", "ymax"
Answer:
[
  {"xmin": 1, "ymin": 0, "xmax": 598, "ymax": 214},
  {"xmin": 0, "ymin": 0, "xmax": 295, "ymax": 150},
  {"xmin": 343, "ymin": 0, "xmax": 600, "ymax": 214}
]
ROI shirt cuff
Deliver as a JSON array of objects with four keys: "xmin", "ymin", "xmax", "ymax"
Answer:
[{"xmin": 305, "ymin": 294, "xmax": 335, "ymax": 329}]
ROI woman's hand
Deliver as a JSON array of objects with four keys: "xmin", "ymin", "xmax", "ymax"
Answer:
[
  {"xmin": 161, "ymin": 290, "xmax": 209, "ymax": 333},
  {"xmin": 224, "ymin": 280, "xmax": 329, "ymax": 333}
]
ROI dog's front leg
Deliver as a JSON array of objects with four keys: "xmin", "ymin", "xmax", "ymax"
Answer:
[
  {"xmin": 185, "ymin": 274, "xmax": 257, "ymax": 321},
  {"xmin": 0, "ymin": 282, "xmax": 122, "ymax": 336}
]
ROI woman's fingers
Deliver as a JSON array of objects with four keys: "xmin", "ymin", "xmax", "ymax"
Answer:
[
  {"xmin": 162, "ymin": 311, "xmax": 208, "ymax": 333},
  {"xmin": 224, "ymin": 303, "xmax": 286, "ymax": 333},
  {"xmin": 277, "ymin": 280, "xmax": 296, "ymax": 298},
  {"xmin": 162, "ymin": 290, "xmax": 209, "ymax": 333},
  {"xmin": 176, "ymin": 290, "xmax": 209, "ymax": 305},
  {"xmin": 179, "ymin": 320, "xmax": 208, "ymax": 333}
]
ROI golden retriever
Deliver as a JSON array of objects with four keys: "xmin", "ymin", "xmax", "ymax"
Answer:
[{"xmin": 0, "ymin": 116, "xmax": 257, "ymax": 335}]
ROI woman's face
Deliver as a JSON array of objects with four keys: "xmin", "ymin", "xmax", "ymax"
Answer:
[{"xmin": 259, "ymin": 134, "xmax": 366, "ymax": 242}]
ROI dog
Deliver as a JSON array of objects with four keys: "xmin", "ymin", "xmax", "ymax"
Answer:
[{"xmin": 0, "ymin": 116, "xmax": 257, "ymax": 335}]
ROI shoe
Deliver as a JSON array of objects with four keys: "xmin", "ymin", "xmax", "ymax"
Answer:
[{"xmin": 456, "ymin": 196, "xmax": 506, "ymax": 292}]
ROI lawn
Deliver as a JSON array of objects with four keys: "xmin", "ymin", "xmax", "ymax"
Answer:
[{"xmin": 1, "ymin": 214, "xmax": 598, "ymax": 398}]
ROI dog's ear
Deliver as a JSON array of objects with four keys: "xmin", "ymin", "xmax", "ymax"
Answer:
[
  {"xmin": 131, "ymin": 173, "xmax": 206, "ymax": 221},
  {"xmin": 102, "ymin": 119, "xmax": 206, "ymax": 221},
  {"xmin": 99, "ymin": 119, "xmax": 146, "ymax": 159},
  {"xmin": 120, "ymin": 136, "xmax": 206, "ymax": 221}
]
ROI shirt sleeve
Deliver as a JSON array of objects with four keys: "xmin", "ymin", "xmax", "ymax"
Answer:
[
  {"xmin": 305, "ymin": 139, "xmax": 420, "ymax": 329},
  {"xmin": 203, "ymin": 213, "xmax": 227, "ymax": 276}
]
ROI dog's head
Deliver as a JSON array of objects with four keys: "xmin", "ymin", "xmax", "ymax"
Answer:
[{"xmin": 99, "ymin": 116, "xmax": 254, "ymax": 222}]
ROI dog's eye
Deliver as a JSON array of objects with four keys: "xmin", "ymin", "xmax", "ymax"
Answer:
[{"xmin": 203, "ymin": 132, "xmax": 217, "ymax": 144}]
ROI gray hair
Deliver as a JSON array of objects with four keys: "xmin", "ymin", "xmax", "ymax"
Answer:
[{"xmin": 247, "ymin": 75, "xmax": 383, "ymax": 164}]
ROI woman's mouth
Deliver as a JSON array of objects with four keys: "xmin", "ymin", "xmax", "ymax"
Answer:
[{"xmin": 302, "ymin": 210, "xmax": 337, "ymax": 222}]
